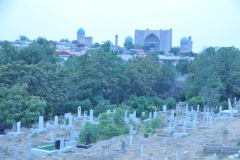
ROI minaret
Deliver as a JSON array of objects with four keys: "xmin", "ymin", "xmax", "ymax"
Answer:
[{"xmin": 115, "ymin": 35, "xmax": 118, "ymax": 47}]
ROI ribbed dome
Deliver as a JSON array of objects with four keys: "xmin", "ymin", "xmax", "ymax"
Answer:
[
  {"xmin": 125, "ymin": 36, "xmax": 133, "ymax": 43},
  {"xmin": 77, "ymin": 28, "xmax": 85, "ymax": 34},
  {"xmin": 180, "ymin": 37, "xmax": 189, "ymax": 45}
]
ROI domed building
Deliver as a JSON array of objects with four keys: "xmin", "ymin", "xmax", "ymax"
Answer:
[
  {"xmin": 125, "ymin": 36, "xmax": 133, "ymax": 43},
  {"xmin": 134, "ymin": 28, "xmax": 172, "ymax": 53},
  {"xmin": 180, "ymin": 36, "xmax": 193, "ymax": 53},
  {"xmin": 76, "ymin": 28, "xmax": 93, "ymax": 47}
]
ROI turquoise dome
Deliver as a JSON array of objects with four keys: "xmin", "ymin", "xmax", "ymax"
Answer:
[
  {"xmin": 77, "ymin": 28, "xmax": 85, "ymax": 34},
  {"xmin": 180, "ymin": 37, "xmax": 189, "ymax": 45},
  {"xmin": 125, "ymin": 36, "xmax": 133, "ymax": 43}
]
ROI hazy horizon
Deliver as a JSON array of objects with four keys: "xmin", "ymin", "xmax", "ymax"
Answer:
[{"xmin": 0, "ymin": 0, "xmax": 240, "ymax": 53}]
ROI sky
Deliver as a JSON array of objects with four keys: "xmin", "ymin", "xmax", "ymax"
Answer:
[{"xmin": 0, "ymin": 0, "xmax": 240, "ymax": 53}]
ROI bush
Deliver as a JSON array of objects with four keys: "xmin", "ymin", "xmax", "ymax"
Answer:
[
  {"xmin": 60, "ymin": 100, "xmax": 92, "ymax": 114},
  {"xmin": 79, "ymin": 109, "xmax": 128, "ymax": 143},
  {"xmin": 144, "ymin": 132, "xmax": 149, "ymax": 138},
  {"xmin": 219, "ymin": 101, "xmax": 228, "ymax": 110},
  {"xmin": 165, "ymin": 97, "xmax": 176, "ymax": 109},
  {"xmin": 150, "ymin": 118, "xmax": 160, "ymax": 129},
  {"xmin": 188, "ymin": 96, "xmax": 205, "ymax": 110}
]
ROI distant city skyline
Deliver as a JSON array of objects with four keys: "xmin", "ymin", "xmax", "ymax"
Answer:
[{"xmin": 0, "ymin": 0, "xmax": 240, "ymax": 53}]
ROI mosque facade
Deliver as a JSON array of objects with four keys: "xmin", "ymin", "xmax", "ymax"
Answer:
[
  {"xmin": 134, "ymin": 28, "xmax": 172, "ymax": 53},
  {"xmin": 180, "ymin": 36, "xmax": 193, "ymax": 53},
  {"xmin": 77, "ymin": 28, "xmax": 93, "ymax": 47}
]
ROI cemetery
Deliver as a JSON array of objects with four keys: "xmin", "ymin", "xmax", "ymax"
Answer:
[{"xmin": 0, "ymin": 101, "xmax": 240, "ymax": 160}]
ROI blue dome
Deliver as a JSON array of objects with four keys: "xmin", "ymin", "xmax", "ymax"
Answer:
[
  {"xmin": 180, "ymin": 37, "xmax": 189, "ymax": 45},
  {"xmin": 77, "ymin": 28, "xmax": 85, "ymax": 34},
  {"xmin": 125, "ymin": 36, "xmax": 133, "ymax": 43}
]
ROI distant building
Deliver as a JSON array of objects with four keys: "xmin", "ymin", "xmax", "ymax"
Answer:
[
  {"xmin": 134, "ymin": 28, "xmax": 172, "ymax": 53},
  {"xmin": 180, "ymin": 36, "xmax": 193, "ymax": 53},
  {"xmin": 125, "ymin": 36, "xmax": 133, "ymax": 44},
  {"xmin": 77, "ymin": 28, "xmax": 93, "ymax": 47}
]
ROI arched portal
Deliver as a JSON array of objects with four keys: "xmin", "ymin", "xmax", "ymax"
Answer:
[{"xmin": 144, "ymin": 33, "xmax": 159, "ymax": 52}]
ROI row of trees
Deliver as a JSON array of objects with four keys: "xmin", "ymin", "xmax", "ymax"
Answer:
[{"xmin": 0, "ymin": 38, "xmax": 239, "ymax": 126}]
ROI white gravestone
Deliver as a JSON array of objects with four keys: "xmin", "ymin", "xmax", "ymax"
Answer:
[
  {"xmin": 17, "ymin": 121, "xmax": 21, "ymax": 133},
  {"xmin": 90, "ymin": 109, "xmax": 93, "ymax": 121},
  {"xmin": 39, "ymin": 116, "xmax": 44, "ymax": 130},
  {"xmin": 78, "ymin": 106, "xmax": 81, "ymax": 118},
  {"xmin": 54, "ymin": 116, "xmax": 59, "ymax": 126},
  {"xmin": 84, "ymin": 111, "xmax": 87, "ymax": 117},
  {"xmin": 141, "ymin": 145, "xmax": 144, "ymax": 157},
  {"xmin": 124, "ymin": 111, "xmax": 128, "ymax": 121}
]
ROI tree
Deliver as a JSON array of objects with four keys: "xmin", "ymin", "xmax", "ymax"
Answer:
[
  {"xmin": 100, "ymin": 40, "xmax": 112, "ymax": 52},
  {"xmin": 123, "ymin": 41, "xmax": 134, "ymax": 50},
  {"xmin": 0, "ymin": 41, "xmax": 20, "ymax": 64},
  {"xmin": 59, "ymin": 39, "xmax": 69, "ymax": 43},
  {"xmin": 134, "ymin": 44, "xmax": 142, "ymax": 49},
  {"xmin": 71, "ymin": 40, "xmax": 79, "ymax": 44},
  {"xmin": 19, "ymin": 35, "xmax": 29, "ymax": 41},
  {"xmin": 169, "ymin": 47, "xmax": 180, "ymax": 55},
  {"xmin": 127, "ymin": 55, "xmax": 162, "ymax": 96},
  {"xmin": 0, "ymin": 84, "xmax": 46, "ymax": 126},
  {"xmin": 176, "ymin": 59, "xmax": 189, "ymax": 75},
  {"xmin": 142, "ymin": 45, "xmax": 150, "ymax": 52},
  {"xmin": 92, "ymin": 42, "xmax": 100, "ymax": 48}
]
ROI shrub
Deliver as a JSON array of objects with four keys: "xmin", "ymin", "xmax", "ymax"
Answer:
[
  {"xmin": 188, "ymin": 96, "xmax": 205, "ymax": 110},
  {"xmin": 165, "ymin": 97, "xmax": 176, "ymax": 109},
  {"xmin": 144, "ymin": 132, "xmax": 149, "ymax": 138},
  {"xmin": 219, "ymin": 101, "xmax": 228, "ymax": 110}
]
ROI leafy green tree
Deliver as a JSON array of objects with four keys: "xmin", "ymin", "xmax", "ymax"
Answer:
[
  {"xmin": 19, "ymin": 35, "xmax": 29, "ymax": 41},
  {"xmin": 169, "ymin": 47, "xmax": 180, "ymax": 55},
  {"xmin": 123, "ymin": 41, "xmax": 134, "ymax": 50},
  {"xmin": 176, "ymin": 59, "xmax": 189, "ymax": 75},
  {"xmin": 142, "ymin": 45, "xmax": 150, "ymax": 52},
  {"xmin": 127, "ymin": 55, "xmax": 162, "ymax": 96},
  {"xmin": 134, "ymin": 44, "xmax": 142, "ymax": 49},
  {"xmin": 92, "ymin": 42, "xmax": 100, "ymax": 48},
  {"xmin": 71, "ymin": 40, "xmax": 79, "ymax": 44},
  {"xmin": 0, "ymin": 84, "xmax": 46, "ymax": 126},
  {"xmin": 0, "ymin": 41, "xmax": 20, "ymax": 64},
  {"xmin": 100, "ymin": 40, "xmax": 112, "ymax": 52}
]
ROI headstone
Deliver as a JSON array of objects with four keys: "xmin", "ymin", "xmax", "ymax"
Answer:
[
  {"xmin": 68, "ymin": 115, "xmax": 73, "ymax": 126},
  {"xmin": 84, "ymin": 111, "xmax": 87, "ymax": 117},
  {"xmin": 183, "ymin": 121, "xmax": 186, "ymax": 134},
  {"xmin": 176, "ymin": 152, "xmax": 179, "ymax": 160},
  {"xmin": 70, "ymin": 130, "xmax": 74, "ymax": 142},
  {"xmin": 213, "ymin": 153, "xmax": 217, "ymax": 160},
  {"xmin": 14, "ymin": 147, "xmax": 19, "ymax": 159},
  {"xmin": 153, "ymin": 112, "xmax": 157, "ymax": 118},
  {"xmin": 149, "ymin": 112, "xmax": 152, "ymax": 119},
  {"xmin": 85, "ymin": 133, "xmax": 91, "ymax": 145},
  {"xmin": 60, "ymin": 138, "xmax": 65, "ymax": 150},
  {"xmin": 17, "ymin": 121, "xmax": 21, "ymax": 133},
  {"xmin": 141, "ymin": 145, "xmax": 144, "ymax": 157},
  {"xmin": 228, "ymin": 98, "xmax": 231, "ymax": 110},
  {"xmin": 26, "ymin": 143, "xmax": 31, "ymax": 159},
  {"xmin": 82, "ymin": 122, "xmax": 86, "ymax": 130},
  {"xmin": 78, "ymin": 106, "xmax": 81, "ymax": 118},
  {"xmin": 133, "ymin": 111, "xmax": 136, "ymax": 119},
  {"xmin": 64, "ymin": 113, "xmax": 71, "ymax": 119},
  {"xmin": 55, "ymin": 140, "xmax": 60, "ymax": 150},
  {"xmin": 141, "ymin": 112, "xmax": 145, "ymax": 117},
  {"xmin": 197, "ymin": 105, "xmax": 199, "ymax": 112},
  {"xmin": 90, "ymin": 109, "xmax": 93, "ymax": 121},
  {"xmin": 124, "ymin": 111, "xmax": 128, "ymax": 120},
  {"xmin": 129, "ymin": 125, "xmax": 133, "ymax": 135},
  {"xmin": 163, "ymin": 105, "xmax": 167, "ymax": 112},
  {"xmin": 39, "ymin": 116, "xmax": 44, "ymax": 130},
  {"xmin": 186, "ymin": 102, "xmax": 188, "ymax": 112},
  {"xmin": 210, "ymin": 116, "xmax": 212, "ymax": 128},
  {"xmin": 106, "ymin": 110, "xmax": 111, "ymax": 114},
  {"xmin": 223, "ymin": 128, "xmax": 228, "ymax": 145},
  {"xmin": 50, "ymin": 131, "xmax": 54, "ymax": 142},
  {"xmin": 121, "ymin": 140, "xmax": 126, "ymax": 152},
  {"xmin": 220, "ymin": 106, "xmax": 222, "ymax": 113},
  {"xmin": 129, "ymin": 135, "xmax": 133, "ymax": 148},
  {"xmin": 54, "ymin": 116, "xmax": 58, "ymax": 126}
]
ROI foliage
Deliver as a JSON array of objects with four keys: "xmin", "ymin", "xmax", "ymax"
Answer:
[
  {"xmin": 176, "ymin": 59, "xmax": 189, "ymax": 75},
  {"xmin": 165, "ymin": 97, "xmax": 176, "ymax": 109},
  {"xmin": 142, "ymin": 45, "xmax": 150, "ymax": 52},
  {"xmin": 188, "ymin": 96, "xmax": 205, "ymax": 109},
  {"xmin": 169, "ymin": 47, "xmax": 180, "ymax": 55},
  {"xmin": 100, "ymin": 40, "xmax": 112, "ymax": 52},
  {"xmin": 144, "ymin": 132, "xmax": 149, "ymax": 138},
  {"xmin": 0, "ymin": 84, "xmax": 46, "ymax": 126},
  {"xmin": 71, "ymin": 40, "xmax": 79, "ymax": 44},
  {"xmin": 134, "ymin": 44, "xmax": 142, "ymax": 49},
  {"xmin": 123, "ymin": 41, "xmax": 134, "ymax": 50},
  {"xmin": 92, "ymin": 42, "xmax": 100, "ymax": 48},
  {"xmin": 79, "ymin": 110, "xmax": 128, "ymax": 143}
]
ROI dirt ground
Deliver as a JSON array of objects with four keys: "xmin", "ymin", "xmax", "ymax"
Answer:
[{"xmin": 0, "ymin": 113, "xmax": 240, "ymax": 160}]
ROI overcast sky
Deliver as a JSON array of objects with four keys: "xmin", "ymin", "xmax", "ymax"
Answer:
[{"xmin": 0, "ymin": 0, "xmax": 240, "ymax": 52}]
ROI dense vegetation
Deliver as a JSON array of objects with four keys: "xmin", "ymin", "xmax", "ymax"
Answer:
[{"xmin": 0, "ymin": 38, "xmax": 239, "ymax": 125}]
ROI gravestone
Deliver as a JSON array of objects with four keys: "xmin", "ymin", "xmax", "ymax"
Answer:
[
  {"xmin": 124, "ymin": 111, "xmax": 128, "ymax": 121},
  {"xmin": 14, "ymin": 147, "xmax": 19, "ymax": 159},
  {"xmin": 129, "ymin": 135, "xmax": 133, "ymax": 148},
  {"xmin": 90, "ymin": 109, "xmax": 93, "ymax": 121},
  {"xmin": 55, "ymin": 140, "xmax": 61, "ymax": 150},
  {"xmin": 25, "ymin": 143, "xmax": 31, "ymax": 159},
  {"xmin": 17, "ymin": 121, "xmax": 21, "ymax": 133},
  {"xmin": 66, "ymin": 130, "xmax": 77, "ymax": 146},
  {"xmin": 39, "ymin": 116, "xmax": 44, "ymax": 130},
  {"xmin": 223, "ymin": 128, "xmax": 228, "ymax": 145},
  {"xmin": 78, "ymin": 106, "xmax": 81, "ymax": 118},
  {"xmin": 141, "ymin": 145, "xmax": 144, "ymax": 157},
  {"xmin": 101, "ymin": 143, "xmax": 111, "ymax": 157},
  {"xmin": 54, "ymin": 116, "xmax": 59, "ymax": 126},
  {"xmin": 84, "ymin": 111, "xmax": 87, "ymax": 118},
  {"xmin": 60, "ymin": 138, "xmax": 65, "ymax": 150},
  {"xmin": 163, "ymin": 105, "xmax": 167, "ymax": 112},
  {"xmin": 77, "ymin": 133, "xmax": 92, "ymax": 149}
]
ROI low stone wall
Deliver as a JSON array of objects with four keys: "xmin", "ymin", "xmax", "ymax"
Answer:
[{"xmin": 203, "ymin": 143, "xmax": 240, "ymax": 156}]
